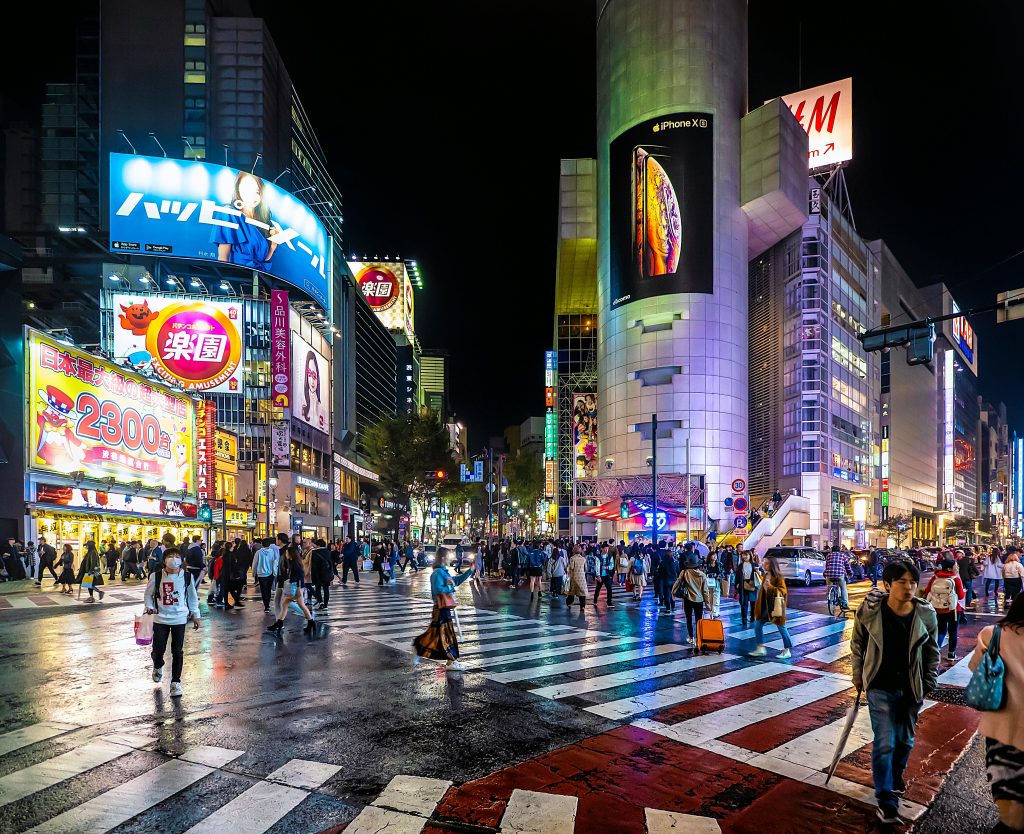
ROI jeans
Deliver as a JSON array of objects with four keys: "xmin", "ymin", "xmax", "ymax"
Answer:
[
  {"xmin": 826, "ymin": 575, "xmax": 849, "ymax": 608},
  {"xmin": 151, "ymin": 622, "xmax": 186, "ymax": 682},
  {"xmin": 866, "ymin": 688, "xmax": 922, "ymax": 813},
  {"xmin": 962, "ymin": 578, "xmax": 974, "ymax": 608},
  {"xmin": 341, "ymin": 561, "xmax": 359, "ymax": 584},
  {"xmin": 754, "ymin": 617, "xmax": 793, "ymax": 649},
  {"xmin": 550, "ymin": 576, "xmax": 564, "ymax": 598},
  {"xmin": 315, "ymin": 583, "xmax": 330, "ymax": 606},
  {"xmin": 737, "ymin": 585, "xmax": 756, "ymax": 626},
  {"xmin": 658, "ymin": 575, "xmax": 675, "ymax": 611},
  {"xmin": 257, "ymin": 576, "xmax": 274, "ymax": 609},
  {"xmin": 936, "ymin": 611, "xmax": 959, "ymax": 654},
  {"xmin": 683, "ymin": 598, "xmax": 704, "ymax": 639},
  {"xmin": 593, "ymin": 574, "xmax": 613, "ymax": 605},
  {"xmin": 985, "ymin": 578, "xmax": 1001, "ymax": 596}
]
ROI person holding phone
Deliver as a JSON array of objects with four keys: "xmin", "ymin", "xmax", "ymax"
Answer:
[{"xmin": 413, "ymin": 549, "xmax": 475, "ymax": 674}]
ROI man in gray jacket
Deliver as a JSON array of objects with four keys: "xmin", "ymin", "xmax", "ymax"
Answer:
[{"xmin": 850, "ymin": 559, "xmax": 939, "ymax": 825}]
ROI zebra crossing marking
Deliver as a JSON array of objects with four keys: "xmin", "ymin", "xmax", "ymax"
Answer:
[
  {"xmin": 486, "ymin": 643, "xmax": 689, "ymax": 683},
  {"xmin": 0, "ymin": 721, "xmax": 77, "ymax": 757},
  {"xmin": 24, "ymin": 747, "xmax": 244, "ymax": 834},
  {"xmin": 343, "ymin": 774, "xmax": 451, "ymax": 834},
  {"xmin": 182, "ymin": 758, "xmax": 340, "ymax": 834},
  {"xmin": 645, "ymin": 807, "xmax": 722, "ymax": 833},
  {"xmin": 937, "ymin": 652, "xmax": 975, "ymax": 686},
  {"xmin": 500, "ymin": 788, "xmax": 578, "ymax": 834},
  {"xmin": 0, "ymin": 738, "xmax": 132, "ymax": 807}
]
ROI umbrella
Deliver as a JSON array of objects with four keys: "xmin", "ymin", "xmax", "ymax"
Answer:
[
  {"xmin": 825, "ymin": 688, "xmax": 862, "ymax": 784},
  {"xmin": 690, "ymin": 540, "xmax": 710, "ymax": 560}
]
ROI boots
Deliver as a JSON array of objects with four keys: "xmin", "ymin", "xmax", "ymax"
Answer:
[
  {"xmin": 266, "ymin": 620, "xmax": 283, "ymax": 633},
  {"xmin": 303, "ymin": 619, "xmax": 315, "ymax": 634}
]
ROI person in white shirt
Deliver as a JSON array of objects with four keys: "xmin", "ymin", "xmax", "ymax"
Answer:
[
  {"xmin": 253, "ymin": 537, "xmax": 280, "ymax": 614},
  {"xmin": 144, "ymin": 547, "xmax": 201, "ymax": 698}
]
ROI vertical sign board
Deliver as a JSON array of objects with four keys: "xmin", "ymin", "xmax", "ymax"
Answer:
[
  {"xmin": 196, "ymin": 400, "xmax": 217, "ymax": 504},
  {"xmin": 270, "ymin": 290, "xmax": 290, "ymax": 410},
  {"xmin": 271, "ymin": 421, "xmax": 290, "ymax": 470}
]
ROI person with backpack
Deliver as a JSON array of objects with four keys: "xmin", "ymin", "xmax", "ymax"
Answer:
[
  {"xmin": 922, "ymin": 556, "xmax": 965, "ymax": 661},
  {"xmin": 850, "ymin": 559, "xmax": 939, "ymax": 826},
  {"xmin": 615, "ymin": 546, "xmax": 630, "ymax": 587},
  {"xmin": 969, "ymin": 594, "xmax": 1024, "ymax": 834},
  {"xmin": 184, "ymin": 536, "xmax": 206, "ymax": 587},
  {"xmin": 252, "ymin": 538, "xmax": 279, "ymax": 614},
  {"xmin": 546, "ymin": 546, "xmax": 567, "ymax": 604},
  {"xmin": 266, "ymin": 543, "xmax": 317, "ymax": 635},
  {"xmin": 340, "ymin": 535, "xmax": 360, "ymax": 586},
  {"xmin": 144, "ymin": 546, "xmax": 201, "ymax": 698},
  {"xmin": 671, "ymin": 554, "xmax": 713, "ymax": 646},
  {"xmin": 525, "ymin": 541, "xmax": 546, "ymax": 601},
  {"xmin": 34, "ymin": 535, "xmax": 58, "ymax": 586},
  {"xmin": 627, "ymin": 550, "xmax": 646, "ymax": 602}
]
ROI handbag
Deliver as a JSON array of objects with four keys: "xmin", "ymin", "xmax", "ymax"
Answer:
[
  {"xmin": 134, "ymin": 611, "xmax": 154, "ymax": 646},
  {"xmin": 965, "ymin": 626, "xmax": 1007, "ymax": 711},
  {"xmin": 81, "ymin": 573, "xmax": 94, "ymax": 589},
  {"xmin": 771, "ymin": 590, "xmax": 785, "ymax": 618},
  {"xmin": 438, "ymin": 592, "xmax": 457, "ymax": 608}
]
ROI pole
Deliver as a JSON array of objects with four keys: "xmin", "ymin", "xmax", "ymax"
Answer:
[
  {"xmin": 571, "ymin": 476, "xmax": 578, "ymax": 542},
  {"xmin": 265, "ymin": 460, "xmax": 271, "ymax": 537},
  {"xmin": 498, "ymin": 454, "xmax": 505, "ymax": 541},
  {"xmin": 651, "ymin": 413, "xmax": 658, "ymax": 546},
  {"xmin": 221, "ymin": 497, "xmax": 227, "ymax": 543},
  {"xmin": 487, "ymin": 447, "xmax": 494, "ymax": 545},
  {"xmin": 685, "ymin": 436, "xmax": 691, "ymax": 543}
]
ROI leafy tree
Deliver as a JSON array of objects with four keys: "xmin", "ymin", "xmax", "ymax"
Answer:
[
  {"xmin": 505, "ymin": 449, "xmax": 545, "ymax": 531},
  {"xmin": 878, "ymin": 513, "xmax": 912, "ymax": 548},
  {"xmin": 363, "ymin": 412, "xmax": 455, "ymax": 539}
]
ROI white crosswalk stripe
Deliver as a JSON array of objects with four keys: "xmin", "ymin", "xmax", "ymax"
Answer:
[
  {"xmin": 0, "ymin": 738, "xmax": 132, "ymax": 807},
  {"xmin": 0, "ymin": 721, "xmax": 78, "ymax": 757}
]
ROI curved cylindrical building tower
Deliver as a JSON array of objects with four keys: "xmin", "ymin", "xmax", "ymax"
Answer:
[{"xmin": 596, "ymin": 0, "xmax": 749, "ymax": 532}]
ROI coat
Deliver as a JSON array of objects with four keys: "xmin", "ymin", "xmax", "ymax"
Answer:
[
  {"xmin": 753, "ymin": 573, "xmax": 787, "ymax": 625},
  {"xmin": 77, "ymin": 550, "xmax": 104, "ymax": 586},
  {"xmin": 565, "ymin": 554, "xmax": 589, "ymax": 597}
]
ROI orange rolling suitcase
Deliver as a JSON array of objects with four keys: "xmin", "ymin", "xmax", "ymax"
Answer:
[{"xmin": 696, "ymin": 614, "xmax": 725, "ymax": 654}]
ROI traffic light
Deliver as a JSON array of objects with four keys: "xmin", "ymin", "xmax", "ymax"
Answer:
[
  {"xmin": 620, "ymin": 500, "xmax": 630, "ymax": 519},
  {"xmin": 198, "ymin": 503, "xmax": 212, "ymax": 523},
  {"xmin": 425, "ymin": 469, "xmax": 448, "ymax": 483}
]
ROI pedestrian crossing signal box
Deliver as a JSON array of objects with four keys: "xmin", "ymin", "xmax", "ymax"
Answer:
[
  {"xmin": 198, "ymin": 504, "xmax": 212, "ymax": 523},
  {"xmin": 620, "ymin": 501, "xmax": 630, "ymax": 519}
]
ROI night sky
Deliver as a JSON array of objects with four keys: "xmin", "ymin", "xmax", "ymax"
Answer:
[{"xmin": 9, "ymin": 2, "xmax": 1024, "ymax": 445}]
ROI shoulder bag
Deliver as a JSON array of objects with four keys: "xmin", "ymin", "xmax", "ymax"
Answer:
[
  {"xmin": 438, "ymin": 592, "xmax": 457, "ymax": 609},
  {"xmin": 965, "ymin": 626, "xmax": 1007, "ymax": 711}
]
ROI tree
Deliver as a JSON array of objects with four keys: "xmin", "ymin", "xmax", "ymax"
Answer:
[
  {"xmin": 505, "ymin": 450, "xmax": 545, "ymax": 535},
  {"xmin": 363, "ymin": 412, "xmax": 455, "ymax": 539},
  {"xmin": 878, "ymin": 513, "xmax": 912, "ymax": 549}
]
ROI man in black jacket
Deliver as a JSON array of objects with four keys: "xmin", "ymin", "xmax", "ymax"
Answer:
[
  {"xmin": 185, "ymin": 536, "xmax": 206, "ymax": 587},
  {"xmin": 955, "ymin": 548, "xmax": 979, "ymax": 623},
  {"xmin": 34, "ymin": 536, "xmax": 58, "ymax": 585},
  {"xmin": 340, "ymin": 536, "xmax": 360, "ymax": 586},
  {"xmin": 310, "ymin": 539, "xmax": 333, "ymax": 610}
]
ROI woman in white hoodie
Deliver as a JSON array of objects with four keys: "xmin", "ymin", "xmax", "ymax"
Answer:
[{"xmin": 144, "ymin": 547, "xmax": 201, "ymax": 698}]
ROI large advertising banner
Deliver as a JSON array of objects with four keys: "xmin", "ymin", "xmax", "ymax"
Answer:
[
  {"xmin": 572, "ymin": 393, "xmax": 598, "ymax": 479},
  {"xmin": 349, "ymin": 261, "xmax": 415, "ymax": 337},
  {"xmin": 291, "ymin": 330, "xmax": 330, "ymax": 435},
  {"xmin": 27, "ymin": 329, "xmax": 196, "ymax": 493},
  {"xmin": 108, "ymin": 153, "xmax": 331, "ymax": 310},
  {"xmin": 35, "ymin": 483, "xmax": 198, "ymax": 518},
  {"xmin": 270, "ymin": 290, "xmax": 290, "ymax": 409},
  {"xmin": 779, "ymin": 78, "xmax": 853, "ymax": 170},
  {"xmin": 608, "ymin": 113, "xmax": 714, "ymax": 309},
  {"xmin": 196, "ymin": 399, "xmax": 217, "ymax": 504},
  {"xmin": 111, "ymin": 294, "xmax": 243, "ymax": 393}
]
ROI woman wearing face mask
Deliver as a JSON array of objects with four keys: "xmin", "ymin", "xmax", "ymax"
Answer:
[
  {"xmin": 144, "ymin": 547, "xmax": 201, "ymax": 698},
  {"xmin": 212, "ymin": 172, "xmax": 277, "ymax": 270}
]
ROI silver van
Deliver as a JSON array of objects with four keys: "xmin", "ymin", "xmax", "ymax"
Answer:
[{"xmin": 763, "ymin": 546, "xmax": 826, "ymax": 586}]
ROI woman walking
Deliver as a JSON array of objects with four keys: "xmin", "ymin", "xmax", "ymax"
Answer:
[
  {"xmin": 671, "ymin": 554, "xmax": 713, "ymax": 646},
  {"xmin": 985, "ymin": 548, "xmax": 1005, "ymax": 599},
  {"xmin": 546, "ymin": 545, "xmax": 568, "ymax": 604},
  {"xmin": 413, "ymin": 549, "xmax": 475, "ymax": 672},
  {"xmin": 57, "ymin": 544, "xmax": 76, "ymax": 594},
  {"xmin": 373, "ymin": 544, "xmax": 390, "ymax": 585},
  {"xmin": 564, "ymin": 545, "xmax": 589, "ymax": 612},
  {"xmin": 615, "ymin": 546, "xmax": 629, "ymax": 587},
  {"xmin": 735, "ymin": 551, "xmax": 762, "ymax": 629},
  {"xmin": 748, "ymin": 555, "xmax": 794, "ymax": 659},
  {"xmin": 266, "ymin": 544, "xmax": 317, "ymax": 634},
  {"xmin": 1003, "ymin": 548, "xmax": 1024, "ymax": 611},
  {"xmin": 77, "ymin": 541, "xmax": 105, "ymax": 602},
  {"xmin": 627, "ymin": 549, "xmax": 646, "ymax": 602},
  {"xmin": 969, "ymin": 594, "xmax": 1024, "ymax": 834}
]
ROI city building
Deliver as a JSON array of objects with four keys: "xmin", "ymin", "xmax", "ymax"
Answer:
[
  {"xmin": 420, "ymin": 349, "xmax": 450, "ymax": 421},
  {"xmin": 979, "ymin": 399, "xmax": 1011, "ymax": 543},
  {"xmin": 591, "ymin": 0, "xmax": 807, "ymax": 543},
  {"xmin": 4, "ymin": 0, "xmax": 397, "ymax": 542},
  {"xmin": 748, "ymin": 182, "xmax": 880, "ymax": 550},
  {"xmin": 872, "ymin": 239, "xmax": 939, "ymax": 546}
]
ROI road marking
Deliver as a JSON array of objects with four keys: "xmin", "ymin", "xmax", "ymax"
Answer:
[
  {"xmin": 183, "ymin": 758, "xmax": 340, "ymax": 834},
  {"xmin": 178, "ymin": 746, "xmax": 245, "ymax": 767},
  {"xmin": 529, "ymin": 653, "xmax": 739, "ymax": 700},
  {"xmin": 461, "ymin": 630, "xmax": 610, "ymax": 655},
  {"xmin": 343, "ymin": 775, "xmax": 452, "ymax": 834},
  {"xmin": 937, "ymin": 653, "xmax": 975, "ymax": 687},
  {"xmin": 0, "ymin": 721, "xmax": 78, "ymax": 757},
  {"xmin": 585, "ymin": 662, "xmax": 795, "ymax": 720},
  {"xmin": 363, "ymin": 619, "xmax": 553, "ymax": 642},
  {"xmin": 725, "ymin": 611, "xmax": 820, "ymax": 640},
  {"xmin": 486, "ymin": 644, "xmax": 689, "ymax": 683},
  {"xmin": 339, "ymin": 612, "xmax": 513, "ymax": 633},
  {"xmin": 805, "ymin": 639, "xmax": 852, "ymax": 663},
  {"xmin": 634, "ymin": 676, "xmax": 853, "ymax": 746},
  {"xmin": 26, "ymin": 749, "xmax": 243, "ymax": 834},
  {"xmin": 461, "ymin": 637, "xmax": 642, "ymax": 669},
  {"xmin": 645, "ymin": 807, "xmax": 722, "ymax": 833},
  {"xmin": 499, "ymin": 788, "xmax": 577, "ymax": 834},
  {"xmin": 0, "ymin": 739, "xmax": 131, "ymax": 807},
  {"xmin": 763, "ymin": 620, "xmax": 851, "ymax": 649}
]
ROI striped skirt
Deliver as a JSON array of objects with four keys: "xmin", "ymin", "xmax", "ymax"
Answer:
[
  {"xmin": 412, "ymin": 603, "xmax": 460, "ymax": 661},
  {"xmin": 986, "ymin": 737, "xmax": 1024, "ymax": 802}
]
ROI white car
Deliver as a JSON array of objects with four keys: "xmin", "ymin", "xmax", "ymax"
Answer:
[
  {"xmin": 763, "ymin": 546, "xmax": 827, "ymax": 586},
  {"xmin": 440, "ymin": 535, "xmax": 474, "ymax": 566}
]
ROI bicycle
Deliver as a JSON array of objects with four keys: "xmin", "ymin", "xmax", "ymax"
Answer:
[{"xmin": 826, "ymin": 580, "xmax": 845, "ymax": 618}]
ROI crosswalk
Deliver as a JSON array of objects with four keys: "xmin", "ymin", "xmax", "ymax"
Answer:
[{"xmin": 0, "ymin": 586, "xmax": 148, "ymax": 611}]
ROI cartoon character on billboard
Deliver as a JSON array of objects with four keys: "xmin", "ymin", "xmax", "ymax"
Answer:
[
  {"xmin": 300, "ymin": 349, "xmax": 328, "ymax": 432},
  {"xmin": 35, "ymin": 385, "xmax": 84, "ymax": 469},
  {"xmin": 212, "ymin": 172, "xmax": 277, "ymax": 271},
  {"xmin": 118, "ymin": 299, "xmax": 160, "ymax": 335},
  {"xmin": 163, "ymin": 429, "xmax": 192, "ymax": 491}
]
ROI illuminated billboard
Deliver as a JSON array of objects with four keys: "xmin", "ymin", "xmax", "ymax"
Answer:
[
  {"xmin": 27, "ymin": 329, "xmax": 196, "ymax": 494},
  {"xmin": 110, "ymin": 294, "xmax": 243, "ymax": 393},
  {"xmin": 779, "ymin": 78, "xmax": 853, "ymax": 170},
  {"xmin": 108, "ymin": 153, "xmax": 331, "ymax": 310},
  {"xmin": 942, "ymin": 298, "xmax": 979, "ymax": 376},
  {"xmin": 608, "ymin": 113, "xmax": 714, "ymax": 309},
  {"xmin": 349, "ymin": 261, "xmax": 415, "ymax": 337},
  {"xmin": 572, "ymin": 393, "xmax": 598, "ymax": 479},
  {"xmin": 291, "ymin": 330, "xmax": 330, "ymax": 435}
]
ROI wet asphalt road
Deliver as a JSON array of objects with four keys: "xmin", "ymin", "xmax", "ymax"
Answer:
[{"xmin": 0, "ymin": 571, "xmax": 1003, "ymax": 833}]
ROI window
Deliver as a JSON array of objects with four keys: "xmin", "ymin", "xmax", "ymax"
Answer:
[{"xmin": 184, "ymin": 71, "xmax": 206, "ymax": 84}]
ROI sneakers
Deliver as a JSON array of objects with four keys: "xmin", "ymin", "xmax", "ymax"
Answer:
[
  {"xmin": 948, "ymin": 652, "xmax": 958, "ymax": 662},
  {"xmin": 892, "ymin": 777, "xmax": 906, "ymax": 796},
  {"xmin": 447, "ymin": 660, "xmax": 465, "ymax": 673},
  {"xmin": 777, "ymin": 648, "xmax": 792, "ymax": 659},
  {"xmin": 876, "ymin": 807, "xmax": 902, "ymax": 825},
  {"xmin": 152, "ymin": 666, "xmax": 163, "ymax": 683},
  {"xmin": 748, "ymin": 645, "xmax": 768, "ymax": 657},
  {"xmin": 169, "ymin": 682, "xmax": 183, "ymax": 698}
]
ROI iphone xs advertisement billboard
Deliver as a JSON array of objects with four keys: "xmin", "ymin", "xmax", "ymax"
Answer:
[{"xmin": 608, "ymin": 113, "xmax": 714, "ymax": 309}]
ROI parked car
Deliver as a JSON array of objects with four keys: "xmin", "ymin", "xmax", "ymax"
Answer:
[{"xmin": 763, "ymin": 546, "xmax": 826, "ymax": 586}]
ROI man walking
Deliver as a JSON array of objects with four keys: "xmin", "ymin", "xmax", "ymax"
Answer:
[
  {"xmin": 184, "ymin": 536, "xmax": 205, "ymax": 587},
  {"xmin": 955, "ymin": 548, "xmax": 979, "ymax": 622},
  {"xmin": 850, "ymin": 560, "xmax": 939, "ymax": 825},
  {"xmin": 593, "ymin": 544, "xmax": 615, "ymax": 608},
  {"xmin": 824, "ymin": 544, "xmax": 853, "ymax": 613},
  {"xmin": 340, "ymin": 536, "xmax": 360, "ymax": 586},
  {"xmin": 253, "ymin": 537, "xmax": 279, "ymax": 613},
  {"xmin": 34, "ymin": 535, "xmax": 58, "ymax": 586}
]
